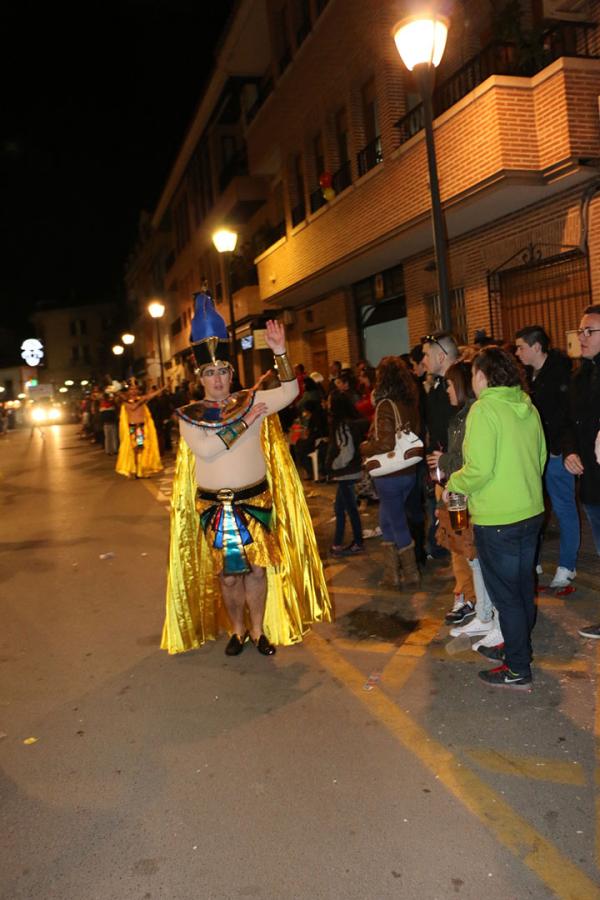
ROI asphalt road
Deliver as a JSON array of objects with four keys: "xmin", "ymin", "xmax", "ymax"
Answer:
[{"xmin": 1, "ymin": 425, "xmax": 599, "ymax": 900}]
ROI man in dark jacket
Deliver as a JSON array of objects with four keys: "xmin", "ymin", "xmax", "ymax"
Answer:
[
  {"xmin": 515, "ymin": 325, "xmax": 577, "ymax": 589},
  {"xmin": 562, "ymin": 305, "xmax": 600, "ymax": 638}
]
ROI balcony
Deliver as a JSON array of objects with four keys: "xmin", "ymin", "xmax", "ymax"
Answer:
[
  {"xmin": 252, "ymin": 220, "xmax": 286, "ymax": 257},
  {"xmin": 395, "ymin": 20, "xmax": 599, "ymax": 144},
  {"xmin": 291, "ymin": 199, "xmax": 306, "ymax": 227},
  {"xmin": 357, "ymin": 136, "xmax": 383, "ymax": 177},
  {"xmin": 218, "ymin": 147, "xmax": 248, "ymax": 193},
  {"xmin": 309, "ymin": 186, "xmax": 327, "ymax": 213},
  {"xmin": 246, "ymin": 76, "xmax": 274, "ymax": 125},
  {"xmin": 332, "ymin": 159, "xmax": 352, "ymax": 194}
]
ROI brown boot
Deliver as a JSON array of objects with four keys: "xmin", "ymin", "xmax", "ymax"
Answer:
[
  {"xmin": 380, "ymin": 541, "xmax": 401, "ymax": 588},
  {"xmin": 398, "ymin": 542, "xmax": 421, "ymax": 588}
]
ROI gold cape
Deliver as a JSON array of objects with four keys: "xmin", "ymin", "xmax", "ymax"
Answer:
[
  {"xmin": 115, "ymin": 404, "xmax": 163, "ymax": 478},
  {"xmin": 161, "ymin": 414, "xmax": 332, "ymax": 653}
]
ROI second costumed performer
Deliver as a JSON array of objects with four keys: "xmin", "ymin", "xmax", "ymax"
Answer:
[{"xmin": 161, "ymin": 292, "xmax": 332, "ymax": 657}]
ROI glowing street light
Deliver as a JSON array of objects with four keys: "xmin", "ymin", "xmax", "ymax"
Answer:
[
  {"xmin": 18, "ymin": 393, "xmax": 26, "ymax": 399},
  {"xmin": 121, "ymin": 333, "xmax": 135, "ymax": 345},
  {"xmin": 59, "ymin": 387, "xmax": 68, "ymax": 393},
  {"xmin": 65, "ymin": 379, "xmax": 74, "ymax": 386},
  {"xmin": 0, "ymin": 386, "xmax": 5, "ymax": 393},
  {"xmin": 147, "ymin": 300, "xmax": 165, "ymax": 386},
  {"xmin": 112, "ymin": 344, "xmax": 124, "ymax": 356},
  {"xmin": 212, "ymin": 227, "xmax": 239, "ymax": 361},
  {"xmin": 80, "ymin": 380, "xmax": 89, "ymax": 386},
  {"xmin": 393, "ymin": 13, "xmax": 451, "ymax": 330}
]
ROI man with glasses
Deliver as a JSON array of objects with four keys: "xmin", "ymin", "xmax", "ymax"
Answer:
[
  {"xmin": 515, "ymin": 325, "xmax": 578, "ymax": 590},
  {"xmin": 563, "ymin": 305, "xmax": 600, "ymax": 638}
]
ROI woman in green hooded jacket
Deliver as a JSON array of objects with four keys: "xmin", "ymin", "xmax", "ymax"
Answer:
[{"xmin": 446, "ymin": 348, "xmax": 546, "ymax": 691}]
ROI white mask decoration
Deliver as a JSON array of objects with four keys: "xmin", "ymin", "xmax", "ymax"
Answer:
[{"xmin": 21, "ymin": 339, "xmax": 44, "ymax": 367}]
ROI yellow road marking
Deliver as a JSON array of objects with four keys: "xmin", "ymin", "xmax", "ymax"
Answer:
[
  {"xmin": 595, "ymin": 644, "xmax": 600, "ymax": 870},
  {"xmin": 306, "ymin": 632, "xmax": 599, "ymax": 900},
  {"xmin": 326, "ymin": 584, "xmax": 426, "ymax": 599},
  {"xmin": 536, "ymin": 596, "xmax": 567, "ymax": 607},
  {"xmin": 466, "ymin": 748, "xmax": 586, "ymax": 786}
]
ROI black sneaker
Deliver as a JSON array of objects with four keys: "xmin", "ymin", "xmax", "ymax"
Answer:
[
  {"xmin": 477, "ymin": 643, "xmax": 505, "ymax": 661},
  {"xmin": 578, "ymin": 623, "xmax": 600, "ymax": 639},
  {"xmin": 478, "ymin": 664, "xmax": 532, "ymax": 690},
  {"xmin": 445, "ymin": 601, "xmax": 475, "ymax": 626}
]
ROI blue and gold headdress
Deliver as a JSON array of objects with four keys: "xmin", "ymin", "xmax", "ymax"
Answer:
[{"xmin": 190, "ymin": 291, "xmax": 231, "ymax": 370}]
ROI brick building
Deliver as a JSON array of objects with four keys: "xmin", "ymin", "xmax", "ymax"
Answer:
[{"xmin": 126, "ymin": 0, "xmax": 600, "ymax": 383}]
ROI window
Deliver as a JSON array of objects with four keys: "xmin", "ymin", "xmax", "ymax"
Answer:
[
  {"xmin": 221, "ymin": 135, "xmax": 236, "ymax": 166},
  {"xmin": 357, "ymin": 78, "xmax": 383, "ymax": 176},
  {"xmin": 83, "ymin": 345, "xmax": 91, "ymax": 364},
  {"xmin": 69, "ymin": 321, "xmax": 76, "ymax": 336},
  {"xmin": 278, "ymin": 5, "xmax": 292, "ymax": 73},
  {"xmin": 171, "ymin": 317, "xmax": 182, "ymax": 337},
  {"xmin": 335, "ymin": 107, "xmax": 349, "ymax": 165},
  {"xmin": 174, "ymin": 194, "xmax": 190, "ymax": 253},
  {"xmin": 426, "ymin": 288, "xmax": 467, "ymax": 343},
  {"xmin": 79, "ymin": 319, "xmax": 87, "ymax": 335},
  {"xmin": 291, "ymin": 154, "xmax": 306, "ymax": 226},
  {"xmin": 313, "ymin": 132, "xmax": 324, "ymax": 179},
  {"xmin": 295, "ymin": 0, "xmax": 311, "ymax": 47}
]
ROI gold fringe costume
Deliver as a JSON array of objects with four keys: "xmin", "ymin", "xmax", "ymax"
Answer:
[
  {"xmin": 161, "ymin": 414, "xmax": 332, "ymax": 653},
  {"xmin": 115, "ymin": 404, "xmax": 163, "ymax": 479}
]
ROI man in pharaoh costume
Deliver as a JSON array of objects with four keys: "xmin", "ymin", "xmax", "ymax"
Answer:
[
  {"xmin": 115, "ymin": 379, "xmax": 164, "ymax": 479},
  {"xmin": 161, "ymin": 292, "xmax": 331, "ymax": 656}
]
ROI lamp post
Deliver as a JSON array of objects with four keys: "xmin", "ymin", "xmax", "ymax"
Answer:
[
  {"xmin": 393, "ymin": 14, "xmax": 451, "ymax": 331},
  {"xmin": 148, "ymin": 301, "xmax": 166, "ymax": 387},
  {"xmin": 212, "ymin": 227, "xmax": 239, "ymax": 365}
]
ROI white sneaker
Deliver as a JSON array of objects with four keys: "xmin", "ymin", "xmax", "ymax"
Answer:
[
  {"xmin": 472, "ymin": 626, "xmax": 504, "ymax": 650},
  {"xmin": 451, "ymin": 593, "xmax": 464, "ymax": 613},
  {"xmin": 550, "ymin": 566, "xmax": 576, "ymax": 589},
  {"xmin": 536, "ymin": 564, "xmax": 543, "ymax": 575},
  {"xmin": 449, "ymin": 616, "xmax": 493, "ymax": 638}
]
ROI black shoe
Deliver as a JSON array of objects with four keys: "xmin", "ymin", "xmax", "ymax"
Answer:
[
  {"xmin": 253, "ymin": 634, "xmax": 276, "ymax": 656},
  {"xmin": 478, "ymin": 664, "xmax": 532, "ymax": 690},
  {"xmin": 445, "ymin": 602, "xmax": 475, "ymax": 626},
  {"xmin": 225, "ymin": 632, "xmax": 247, "ymax": 656},
  {"xmin": 477, "ymin": 643, "xmax": 505, "ymax": 662},
  {"xmin": 579, "ymin": 623, "xmax": 600, "ymax": 639}
]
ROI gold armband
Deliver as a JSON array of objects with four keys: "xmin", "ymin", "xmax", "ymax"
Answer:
[
  {"xmin": 274, "ymin": 351, "xmax": 294, "ymax": 382},
  {"xmin": 216, "ymin": 419, "xmax": 248, "ymax": 450}
]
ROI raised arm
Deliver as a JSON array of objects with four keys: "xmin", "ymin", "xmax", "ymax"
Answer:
[{"xmin": 255, "ymin": 319, "xmax": 299, "ymax": 414}]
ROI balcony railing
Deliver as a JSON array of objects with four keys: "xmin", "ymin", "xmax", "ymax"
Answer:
[
  {"xmin": 332, "ymin": 159, "xmax": 352, "ymax": 194},
  {"xmin": 252, "ymin": 220, "xmax": 286, "ymax": 257},
  {"xmin": 279, "ymin": 46, "xmax": 292, "ymax": 76},
  {"xmin": 357, "ymin": 135, "xmax": 383, "ymax": 177},
  {"xmin": 395, "ymin": 20, "xmax": 599, "ymax": 145},
  {"xmin": 246, "ymin": 76, "xmax": 274, "ymax": 125},
  {"xmin": 291, "ymin": 199, "xmax": 306, "ymax": 227},
  {"xmin": 309, "ymin": 186, "xmax": 327, "ymax": 213},
  {"xmin": 218, "ymin": 147, "xmax": 248, "ymax": 193},
  {"xmin": 296, "ymin": 18, "xmax": 311, "ymax": 48}
]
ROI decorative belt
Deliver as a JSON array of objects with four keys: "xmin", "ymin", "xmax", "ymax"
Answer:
[
  {"xmin": 197, "ymin": 478, "xmax": 271, "ymax": 576},
  {"xmin": 196, "ymin": 478, "xmax": 268, "ymax": 503}
]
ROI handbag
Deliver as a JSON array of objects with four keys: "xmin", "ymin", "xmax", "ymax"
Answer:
[
  {"xmin": 436, "ymin": 507, "xmax": 476, "ymax": 560},
  {"xmin": 365, "ymin": 399, "xmax": 424, "ymax": 478}
]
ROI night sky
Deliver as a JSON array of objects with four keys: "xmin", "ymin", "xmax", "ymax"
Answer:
[{"xmin": 1, "ymin": 0, "xmax": 234, "ymax": 348}]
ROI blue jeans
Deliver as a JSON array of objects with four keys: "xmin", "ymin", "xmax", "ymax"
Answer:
[
  {"xmin": 374, "ymin": 473, "xmax": 416, "ymax": 549},
  {"xmin": 544, "ymin": 455, "xmax": 580, "ymax": 570},
  {"xmin": 334, "ymin": 480, "xmax": 362, "ymax": 546},
  {"xmin": 474, "ymin": 514, "xmax": 544, "ymax": 678},
  {"xmin": 583, "ymin": 503, "xmax": 600, "ymax": 556}
]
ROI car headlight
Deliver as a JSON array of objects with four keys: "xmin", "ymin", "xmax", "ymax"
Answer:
[
  {"xmin": 49, "ymin": 408, "xmax": 61, "ymax": 421},
  {"xmin": 31, "ymin": 408, "xmax": 47, "ymax": 423}
]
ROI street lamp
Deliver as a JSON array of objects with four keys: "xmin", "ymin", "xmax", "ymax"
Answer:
[
  {"xmin": 65, "ymin": 379, "xmax": 74, "ymax": 386},
  {"xmin": 393, "ymin": 13, "xmax": 451, "ymax": 331},
  {"xmin": 121, "ymin": 333, "xmax": 135, "ymax": 345},
  {"xmin": 112, "ymin": 344, "xmax": 124, "ymax": 356},
  {"xmin": 148, "ymin": 300, "xmax": 165, "ymax": 387},
  {"xmin": 212, "ymin": 227, "xmax": 239, "ymax": 364}
]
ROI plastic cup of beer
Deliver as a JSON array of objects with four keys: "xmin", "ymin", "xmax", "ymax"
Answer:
[{"xmin": 448, "ymin": 492, "xmax": 468, "ymax": 531}]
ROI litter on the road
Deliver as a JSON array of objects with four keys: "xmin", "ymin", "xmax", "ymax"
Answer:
[
  {"xmin": 362, "ymin": 672, "xmax": 381, "ymax": 692},
  {"xmin": 362, "ymin": 526, "xmax": 382, "ymax": 539},
  {"xmin": 99, "ymin": 552, "xmax": 116, "ymax": 560},
  {"xmin": 23, "ymin": 737, "xmax": 38, "ymax": 745}
]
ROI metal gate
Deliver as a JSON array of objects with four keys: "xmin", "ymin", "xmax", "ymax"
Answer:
[{"xmin": 487, "ymin": 245, "xmax": 590, "ymax": 349}]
